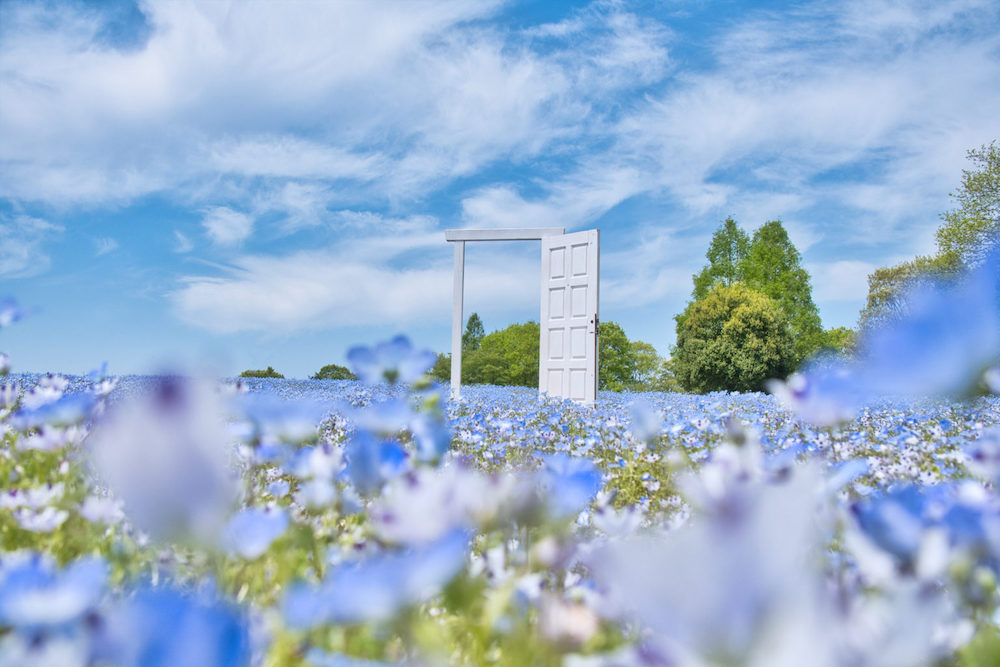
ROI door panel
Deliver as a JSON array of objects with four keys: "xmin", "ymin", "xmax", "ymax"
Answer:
[{"xmin": 539, "ymin": 230, "xmax": 599, "ymax": 403}]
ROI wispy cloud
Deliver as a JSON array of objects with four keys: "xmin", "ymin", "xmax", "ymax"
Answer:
[
  {"xmin": 202, "ymin": 207, "xmax": 253, "ymax": 246},
  {"xmin": 0, "ymin": 214, "xmax": 63, "ymax": 278},
  {"xmin": 94, "ymin": 236, "xmax": 118, "ymax": 256}
]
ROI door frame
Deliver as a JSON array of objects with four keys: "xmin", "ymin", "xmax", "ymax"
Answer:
[{"xmin": 444, "ymin": 227, "xmax": 599, "ymax": 402}]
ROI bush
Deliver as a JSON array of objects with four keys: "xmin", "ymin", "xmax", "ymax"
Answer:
[
  {"xmin": 673, "ymin": 284, "xmax": 795, "ymax": 393},
  {"xmin": 239, "ymin": 366, "xmax": 284, "ymax": 379},
  {"xmin": 311, "ymin": 363, "xmax": 357, "ymax": 380}
]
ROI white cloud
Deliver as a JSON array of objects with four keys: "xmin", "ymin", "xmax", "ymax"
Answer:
[
  {"xmin": 174, "ymin": 230, "xmax": 194, "ymax": 253},
  {"xmin": 0, "ymin": 214, "xmax": 63, "ymax": 278},
  {"xmin": 170, "ymin": 228, "xmax": 536, "ymax": 334},
  {"xmin": 202, "ymin": 207, "xmax": 253, "ymax": 246},
  {"xmin": 94, "ymin": 236, "xmax": 118, "ymax": 256},
  {"xmin": 806, "ymin": 259, "xmax": 879, "ymax": 303}
]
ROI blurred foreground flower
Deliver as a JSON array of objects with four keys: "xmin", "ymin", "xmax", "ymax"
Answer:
[
  {"xmin": 89, "ymin": 376, "xmax": 239, "ymax": 542},
  {"xmin": 282, "ymin": 529, "xmax": 469, "ymax": 628},
  {"xmin": 347, "ymin": 335, "xmax": 436, "ymax": 385}
]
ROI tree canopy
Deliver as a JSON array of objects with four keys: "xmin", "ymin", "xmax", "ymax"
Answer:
[
  {"xmin": 430, "ymin": 317, "xmax": 668, "ymax": 391},
  {"xmin": 936, "ymin": 141, "xmax": 1000, "ymax": 268},
  {"xmin": 859, "ymin": 141, "xmax": 996, "ymax": 329},
  {"xmin": 311, "ymin": 363, "xmax": 357, "ymax": 381},
  {"xmin": 688, "ymin": 217, "xmax": 827, "ymax": 365},
  {"xmin": 692, "ymin": 217, "xmax": 750, "ymax": 300},
  {"xmin": 239, "ymin": 366, "xmax": 284, "ymax": 379},
  {"xmin": 673, "ymin": 283, "xmax": 795, "ymax": 394},
  {"xmin": 462, "ymin": 313, "xmax": 485, "ymax": 351}
]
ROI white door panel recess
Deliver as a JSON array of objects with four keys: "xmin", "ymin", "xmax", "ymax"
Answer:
[
  {"xmin": 539, "ymin": 230, "xmax": 599, "ymax": 404},
  {"xmin": 445, "ymin": 227, "xmax": 599, "ymax": 404}
]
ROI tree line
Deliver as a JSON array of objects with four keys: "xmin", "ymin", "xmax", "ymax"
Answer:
[{"xmin": 246, "ymin": 141, "xmax": 996, "ymax": 394}]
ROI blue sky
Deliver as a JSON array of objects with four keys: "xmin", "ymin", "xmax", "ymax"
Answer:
[{"xmin": 2, "ymin": 0, "xmax": 999, "ymax": 378}]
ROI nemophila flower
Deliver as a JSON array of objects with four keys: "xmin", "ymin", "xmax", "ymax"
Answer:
[
  {"xmin": 0, "ymin": 352, "xmax": 9, "ymax": 375},
  {"xmin": 15, "ymin": 507, "xmax": 69, "ymax": 532},
  {"xmin": 79, "ymin": 496, "xmax": 125, "ymax": 526},
  {"xmin": 294, "ymin": 478, "xmax": 337, "ymax": 510},
  {"xmin": 628, "ymin": 399, "xmax": 662, "ymax": 444},
  {"xmin": 98, "ymin": 588, "xmax": 250, "ymax": 667},
  {"xmin": 347, "ymin": 335, "xmax": 436, "ymax": 385},
  {"xmin": 408, "ymin": 410, "xmax": 452, "ymax": 463},
  {"xmin": 282, "ymin": 529, "xmax": 469, "ymax": 628},
  {"xmin": 539, "ymin": 453, "xmax": 602, "ymax": 519},
  {"xmin": 344, "ymin": 431, "xmax": 408, "ymax": 496},
  {"xmin": 10, "ymin": 393, "xmax": 95, "ymax": 430},
  {"xmin": 89, "ymin": 376, "xmax": 239, "ymax": 542},
  {"xmin": 0, "ymin": 382, "xmax": 16, "ymax": 410},
  {"xmin": 304, "ymin": 649, "xmax": 394, "ymax": 667},
  {"xmin": 586, "ymin": 466, "xmax": 829, "ymax": 665},
  {"xmin": 964, "ymin": 428, "xmax": 1000, "ymax": 484},
  {"xmin": 235, "ymin": 393, "xmax": 328, "ymax": 446},
  {"xmin": 20, "ymin": 374, "xmax": 69, "ymax": 410},
  {"xmin": 222, "ymin": 507, "xmax": 289, "ymax": 559},
  {"xmin": 285, "ymin": 443, "xmax": 341, "ymax": 480},
  {"xmin": 0, "ymin": 554, "xmax": 106, "ymax": 630}
]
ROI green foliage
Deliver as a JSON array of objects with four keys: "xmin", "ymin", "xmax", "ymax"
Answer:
[
  {"xmin": 462, "ymin": 313, "xmax": 485, "ymax": 351},
  {"xmin": 311, "ymin": 363, "xmax": 357, "ymax": 381},
  {"xmin": 860, "ymin": 141, "xmax": 997, "ymax": 328},
  {"xmin": 430, "ymin": 352, "xmax": 451, "ymax": 383},
  {"xmin": 937, "ymin": 141, "xmax": 1000, "ymax": 268},
  {"xmin": 464, "ymin": 322, "xmax": 540, "ymax": 387},
  {"xmin": 598, "ymin": 321, "xmax": 634, "ymax": 391},
  {"xmin": 692, "ymin": 216, "xmax": 750, "ymax": 299},
  {"xmin": 690, "ymin": 218, "xmax": 824, "ymax": 364},
  {"xmin": 672, "ymin": 283, "xmax": 795, "ymax": 393},
  {"xmin": 820, "ymin": 326, "xmax": 856, "ymax": 356},
  {"xmin": 741, "ymin": 220, "xmax": 824, "ymax": 364},
  {"xmin": 239, "ymin": 366, "xmax": 284, "ymax": 378},
  {"xmin": 857, "ymin": 253, "xmax": 961, "ymax": 331}
]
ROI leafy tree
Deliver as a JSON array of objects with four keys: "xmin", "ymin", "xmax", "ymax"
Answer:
[
  {"xmin": 692, "ymin": 217, "xmax": 750, "ymax": 299},
  {"xmin": 239, "ymin": 366, "xmax": 284, "ymax": 379},
  {"xmin": 462, "ymin": 313, "xmax": 485, "ymax": 351},
  {"xmin": 628, "ymin": 340, "xmax": 677, "ymax": 391},
  {"xmin": 465, "ymin": 322, "xmax": 540, "ymax": 387},
  {"xmin": 311, "ymin": 363, "xmax": 357, "ymax": 380},
  {"xmin": 820, "ymin": 326, "xmax": 856, "ymax": 356},
  {"xmin": 598, "ymin": 321, "xmax": 635, "ymax": 391},
  {"xmin": 672, "ymin": 283, "xmax": 795, "ymax": 393},
  {"xmin": 430, "ymin": 353, "xmax": 451, "ymax": 383},
  {"xmin": 741, "ymin": 220, "xmax": 824, "ymax": 364},
  {"xmin": 857, "ymin": 254, "xmax": 961, "ymax": 331},
  {"xmin": 937, "ymin": 141, "xmax": 1000, "ymax": 268}
]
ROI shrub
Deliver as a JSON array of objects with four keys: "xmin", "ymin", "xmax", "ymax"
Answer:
[
  {"xmin": 239, "ymin": 366, "xmax": 284, "ymax": 379},
  {"xmin": 673, "ymin": 283, "xmax": 795, "ymax": 393},
  {"xmin": 310, "ymin": 363, "xmax": 357, "ymax": 380}
]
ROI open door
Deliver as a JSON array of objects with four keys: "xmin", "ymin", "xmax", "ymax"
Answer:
[{"xmin": 539, "ymin": 229, "xmax": 599, "ymax": 403}]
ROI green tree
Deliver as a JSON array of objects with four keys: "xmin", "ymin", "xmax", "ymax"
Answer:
[
  {"xmin": 239, "ymin": 366, "xmax": 284, "ymax": 379},
  {"xmin": 464, "ymin": 322, "xmax": 540, "ymax": 387},
  {"xmin": 857, "ymin": 254, "xmax": 961, "ymax": 331},
  {"xmin": 820, "ymin": 326, "xmax": 856, "ymax": 356},
  {"xmin": 462, "ymin": 313, "xmax": 485, "ymax": 351},
  {"xmin": 311, "ymin": 363, "xmax": 357, "ymax": 380},
  {"xmin": 937, "ymin": 141, "xmax": 1000, "ymax": 268},
  {"xmin": 741, "ymin": 220, "xmax": 824, "ymax": 364},
  {"xmin": 672, "ymin": 283, "xmax": 795, "ymax": 393},
  {"xmin": 692, "ymin": 217, "xmax": 750, "ymax": 299},
  {"xmin": 627, "ymin": 340, "xmax": 675, "ymax": 391},
  {"xmin": 598, "ymin": 321, "xmax": 635, "ymax": 391}
]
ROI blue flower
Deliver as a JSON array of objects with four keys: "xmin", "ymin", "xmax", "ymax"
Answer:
[
  {"xmin": 222, "ymin": 507, "xmax": 289, "ymax": 559},
  {"xmin": 345, "ymin": 431, "xmax": 408, "ymax": 496},
  {"xmin": 0, "ymin": 554, "xmax": 106, "ymax": 630},
  {"xmin": 282, "ymin": 529, "xmax": 469, "ymax": 628},
  {"xmin": 98, "ymin": 588, "xmax": 250, "ymax": 667},
  {"xmin": 347, "ymin": 335, "xmax": 436, "ymax": 385},
  {"xmin": 539, "ymin": 453, "xmax": 602, "ymax": 519}
]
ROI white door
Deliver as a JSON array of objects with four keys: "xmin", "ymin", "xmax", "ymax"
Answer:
[{"xmin": 539, "ymin": 230, "xmax": 599, "ymax": 403}]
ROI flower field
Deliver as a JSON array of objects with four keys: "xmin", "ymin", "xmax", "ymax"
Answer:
[
  {"xmin": 3, "ymin": 256, "xmax": 1000, "ymax": 666},
  {"xmin": 2, "ymin": 339, "xmax": 1000, "ymax": 666}
]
